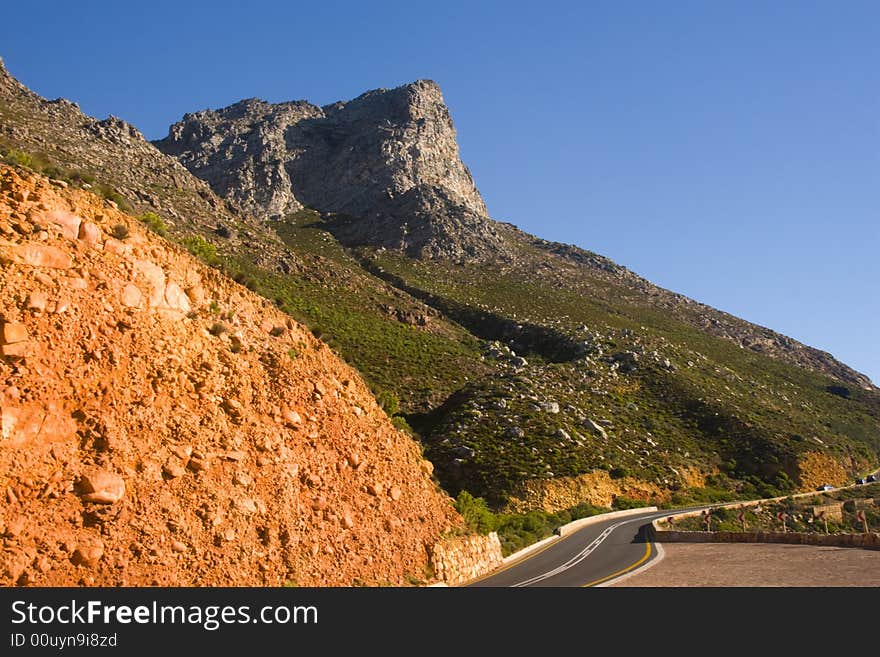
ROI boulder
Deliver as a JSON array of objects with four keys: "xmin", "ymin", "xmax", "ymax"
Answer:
[
  {"xmin": 71, "ymin": 537, "xmax": 104, "ymax": 567},
  {"xmin": 0, "ymin": 242, "xmax": 72, "ymax": 269},
  {"xmin": 120, "ymin": 283, "xmax": 143, "ymax": 308},
  {"xmin": 164, "ymin": 282, "xmax": 191, "ymax": 312},
  {"xmin": 77, "ymin": 221, "xmax": 102, "ymax": 246},
  {"xmin": 583, "ymin": 418, "xmax": 608, "ymax": 439},
  {"xmin": 41, "ymin": 209, "xmax": 81, "ymax": 240},
  {"xmin": 24, "ymin": 291, "xmax": 47, "ymax": 312},
  {"xmin": 0, "ymin": 322, "xmax": 28, "ymax": 344},
  {"xmin": 79, "ymin": 470, "xmax": 126, "ymax": 504}
]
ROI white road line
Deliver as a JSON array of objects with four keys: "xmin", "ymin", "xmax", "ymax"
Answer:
[{"xmin": 511, "ymin": 513, "xmax": 662, "ymax": 587}]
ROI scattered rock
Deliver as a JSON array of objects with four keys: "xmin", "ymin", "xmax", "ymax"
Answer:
[
  {"xmin": 24, "ymin": 291, "xmax": 47, "ymax": 312},
  {"xmin": 187, "ymin": 457, "xmax": 208, "ymax": 472},
  {"xmin": 4, "ymin": 516, "xmax": 26, "ymax": 537},
  {"xmin": 41, "ymin": 209, "xmax": 81, "ymax": 240},
  {"xmin": 583, "ymin": 418, "xmax": 608, "ymax": 439},
  {"xmin": 77, "ymin": 221, "xmax": 102, "ymax": 245},
  {"xmin": 510, "ymin": 356, "xmax": 528, "ymax": 370},
  {"xmin": 341, "ymin": 512, "xmax": 355, "ymax": 529},
  {"xmin": 162, "ymin": 461, "xmax": 186, "ymax": 479},
  {"xmin": 185, "ymin": 285, "xmax": 205, "ymax": 305},
  {"xmin": 120, "ymin": 283, "xmax": 143, "ymax": 308},
  {"xmin": 71, "ymin": 537, "xmax": 104, "ymax": 567},
  {"xmin": 164, "ymin": 282, "xmax": 191, "ymax": 312},
  {"xmin": 79, "ymin": 469, "xmax": 126, "ymax": 504},
  {"xmin": 611, "ymin": 351, "xmax": 639, "ymax": 374},
  {"xmin": 0, "ymin": 243, "xmax": 73, "ymax": 269},
  {"xmin": 282, "ymin": 408, "xmax": 302, "ymax": 427},
  {"xmin": 0, "ymin": 322, "xmax": 28, "ymax": 344}
]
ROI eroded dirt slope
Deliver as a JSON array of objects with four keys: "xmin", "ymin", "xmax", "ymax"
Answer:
[{"xmin": 0, "ymin": 165, "xmax": 461, "ymax": 586}]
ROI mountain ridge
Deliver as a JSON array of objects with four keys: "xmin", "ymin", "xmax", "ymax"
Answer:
[
  {"xmin": 154, "ymin": 78, "xmax": 506, "ymax": 261},
  {"xmin": 2, "ymin": 57, "xmax": 877, "ymax": 517},
  {"xmin": 153, "ymin": 77, "xmax": 873, "ymax": 390}
]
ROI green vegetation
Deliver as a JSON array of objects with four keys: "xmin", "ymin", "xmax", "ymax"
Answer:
[
  {"xmin": 612, "ymin": 496, "xmax": 652, "ymax": 510},
  {"xmin": 94, "ymin": 183, "xmax": 130, "ymax": 211},
  {"xmin": 665, "ymin": 483, "xmax": 880, "ymax": 534},
  {"xmin": 0, "ymin": 139, "xmax": 123, "ymax": 203},
  {"xmin": 366, "ymin": 239, "xmax": 880, "ymax": 507},
  {"xmin": 205, "ymin": 213, "xmax": 491, "ymax": 413},
  {"xmin": 139, "ymin": 211, "xmax": 167, "ymax": 237},
  {"xmin": 455, "ymin": 491, "xmax": 608, "ymax": 556},
  {"xmin": 141, "ymin": 203, "xmax": 876, "ymax": 514},
  {"xmin": 2, "ymin": 86, "xmax": 878, "ymax": 524},
  {"xmin": 181, "ymin": 235, "xmax": 220, "ymax": 266}
]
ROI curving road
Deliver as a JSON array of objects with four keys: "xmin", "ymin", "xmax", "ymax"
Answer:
[
  {"xmin": 469, "ymin": 469, "xmax": 880, "ymax": 587},
  {"xmin": 469, "ymin": 508, "xmax": 676, "ymax": 587}
]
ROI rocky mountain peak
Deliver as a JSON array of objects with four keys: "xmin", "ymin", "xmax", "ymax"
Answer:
[{"xmin": 156, "ymin": 79, "xmax": 505, "ymax": 260}]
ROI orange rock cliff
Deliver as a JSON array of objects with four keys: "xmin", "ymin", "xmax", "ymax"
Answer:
[{"xmin": 0, "ymin": 164, "xmax": 465, "ymax": 586}]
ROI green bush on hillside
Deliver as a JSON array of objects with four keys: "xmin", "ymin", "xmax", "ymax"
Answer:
[
  {"xmin": 181, "ymin": 235, "xmax": 220, "ymax": 266},
  {"xmin": 140, "ymin": 211, "xmax": 167, "ymax": 237}
]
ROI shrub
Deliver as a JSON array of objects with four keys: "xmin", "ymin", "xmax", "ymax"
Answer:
[
  {"xmin": 140, "ymin": 211, "xmax": 167, "ymax": 237},
  {"xmin": 609, "ymin": 467, "xmax": 628, "ymax": 480},
  {"xmin": 454, "ymin": 491, "xmax": 496, "ymax": 535},
  {"xmin": 3, "ymin": 148, "xmax": 34, "ymax": 168},
  {"xmin": 391, "ymin": 416, "xmax": 414, "ymax": 434},
  {"xmin": 612, "ymin": 496, "xmax": 650, "ymax": 510},
  {"xmin": 181, "ymin": 235, "xmax": 219, "ymax": 266},
  {"xmin": 111, "ymin": 224, "xmax": 129, "ymax": 240},
  {"xmin": 375, "ymin": 389, "xmax": 400, "ymax": 417},
  {"xmin": 208, "ymin": 322, "xmax": 227, "ymax": 336},
  {"xmin": 287, "ymin": 348, "xmax": 300, "ymax": 360}
]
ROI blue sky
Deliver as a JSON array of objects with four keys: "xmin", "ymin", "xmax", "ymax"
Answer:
[{"xmin": 3, "ymin": 1, "xmax": 878, "ymax": 383}]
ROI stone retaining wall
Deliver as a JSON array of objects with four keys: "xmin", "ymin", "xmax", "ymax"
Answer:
[
  {"xmin": 429, "ymin": 532, "xmax": 503, "ymax": 585},
  {"xmin": 652, "ymin": 528, "xmax": 880, "ymax": 549}
]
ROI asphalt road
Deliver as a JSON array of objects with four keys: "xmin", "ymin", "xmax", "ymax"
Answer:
[
  {"xmin": 469, "ymin": 508, "xmax": 672, "ymax": 587},
  {"xmin": 469, "ymin": 469, "xmax": 880, "ymax": 587}
]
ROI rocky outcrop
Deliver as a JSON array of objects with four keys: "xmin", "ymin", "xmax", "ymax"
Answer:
[
  {"xmin": 155, "ymin": 80, "xmax": 507, "ymax": 260},
  {"xmin": 0, "ymin": 165, "xmax": 464, "ymax": 587},
  {"xmin": 796, "ymin": 451, "xmax": 849, "ymax": 491},
  {"xmin": 503, "ymin": 470, "xmax": 668, "ymax": 514},
  {"xmin": 428, "ymin": 532, "xmax": 503, "ymax": 585}
]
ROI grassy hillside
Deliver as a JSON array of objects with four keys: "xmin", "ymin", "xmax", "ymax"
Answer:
[
  {"xmin": 362, "ymin": 237, "xmax": 880, "ymax": 505},
  {"xmin": 2, "ymin": 60, "xmax": 878, "ymax": 514}
]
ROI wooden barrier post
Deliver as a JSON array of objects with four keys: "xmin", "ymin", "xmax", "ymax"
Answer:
[
  {"xmin": 820, "ymin": 511, "xmax": 828, "ymax": 534},
  {"xmin": 857, "ymin": 510, "xmax": 868, "ymax": 534},
  {"xmin": 778, "ymin": 511, "xmax": 788, "ymax": 533}
]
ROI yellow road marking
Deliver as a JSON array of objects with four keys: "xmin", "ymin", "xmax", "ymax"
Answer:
[
  {"xmin": 580, "ymin": 541, "xmax": 653, "ymax": 587},
  {"xmin": 464, "ymin": 532, "xmax": 575, "ymax": 585}
]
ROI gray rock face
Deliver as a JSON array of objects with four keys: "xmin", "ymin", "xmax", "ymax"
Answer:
[{"xmin": 155, "ymin": 80, "xmax": 506, "ymax": 260}]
